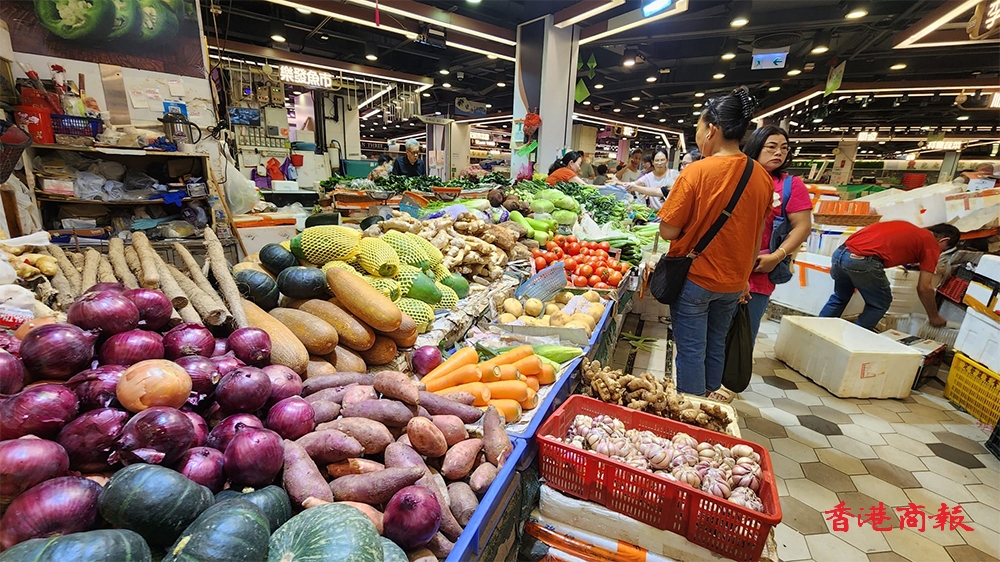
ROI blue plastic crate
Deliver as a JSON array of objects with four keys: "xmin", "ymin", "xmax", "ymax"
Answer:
[
  {"xmin": 447, "ymin": 438, "xmax": 528, "ymax": 562},
  {"xmin": 51, "ymin": 114, "xmax": 103, "ymax": 138},
  {"xmin": 506, "ymin": 356, "xmax": 583, "ymax": 441}
]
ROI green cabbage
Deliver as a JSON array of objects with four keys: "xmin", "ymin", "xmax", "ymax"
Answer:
[
  {"xmin": 552, "ymin": 209, "xmax": 578, "ymax": 226},
  {"xmin": 530, "ymin": 199, "xmax": 555, "ymax": 214}
]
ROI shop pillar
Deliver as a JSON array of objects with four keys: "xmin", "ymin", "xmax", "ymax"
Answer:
[
  {"xmin": 512, "ymin": 15, "xmax": 580, "ymax": 177},
  {"xmin": 571, "ymin": 124, "xmax": 598, "ymax": 156},
  {"xmin": 318, "ymin": 91, "xmax": 361, "ymax": 172},
  {"xmin": 829, "ymin": 140, "xmax": 858, "ymax": 185},
  {"xmin": 450, "ymin": 122, "xmax": 471, "ymax": 177},
  {"xmin": 938, "ymin": 150, "xmax": 961, "ymax": 183}
]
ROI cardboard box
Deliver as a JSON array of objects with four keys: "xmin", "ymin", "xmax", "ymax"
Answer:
[
  {"xmin": 40, "ymin": 178, "xmax": 74, "ymax": 196},
  {"xmin": 955, "ymin": 308, "xmax": 1000, "ymax": 374}
]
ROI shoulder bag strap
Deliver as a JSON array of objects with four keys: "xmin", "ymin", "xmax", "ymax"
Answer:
[
  {"xmin": 780, "ymin": 175, "xmax": 793, "ymax": 218},
  {"xmin": 689, "ymin": 155, "xmax": 755, "ymax": 257}
]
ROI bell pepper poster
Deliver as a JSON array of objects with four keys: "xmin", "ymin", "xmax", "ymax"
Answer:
[{"xmin": 1, "ymin": 0, "xmax": 206, "ymax": 78}]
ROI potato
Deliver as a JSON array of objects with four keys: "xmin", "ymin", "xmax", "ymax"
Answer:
[
  {"xmin": 406, "ymin": 416, "xmax": 448, "ymax": 458},
  {"xmin": 544, "ymin": 303, "xmax": 561, "ymax": 315},
  {"xmin": 564, "ymin": 320, "xmax": 592, "ymax": 334},
  {"xmin": 554, "ymin": 291, "xmax": 574, "ymax": 305},
  {"xmin": 311, "ymin": 401, "xmax": 341, "ymax": 424},
  {"xmin": 326, "ymin": 458, "xmax": 384, "ymax": 477},
  {"xmin": 571, "ymin": 312, "xmax": 596, "ymax": 331},
  {"xmin": 383, "ymin": 442, "xmax": 428, "ymax": 472},
  {"xmin": 582, "ymin": 290, "xmax": 600, "ymax": 303},
  {"xmin": 550, "ymin": 311, "xmax": 570, "ymax": 327},
  {"xmin": 502, "ymin": 298, "xmax": 523, "ymax": 317},
  {"xmin": 523, "ymin": 298, "xmax": 543, "ymax": 317},
  {"xmin": 441, "ymin": 438, "xmax": 483, "ymax": 480},
  {"xmin": 330, "ymin": 466, "xmax": 424, "ymax": 504},
  {"xmin": 302, "ymin": 372, "xmax": 375, "ymax": 395},
  {"xmin": 342, "ymin": 398, "xmax": 415, "ymax": 427},
  {"xmin": 482, "ymin": 404, "xmax": 513, "ymax": 467},
  {"xmin": 447, "ymin": 482, "xmax": 479, "ymax": 526},
  {"xmin": 418, "ymin": 391, "xmax": 484, "ymax": 423},
  {"xmin": 585, "ymin": 302, "xmax": 606, "ymax": 322},
  {"xmin": 498, "ymin": 312, "xmax": 516, "ymax": 324},
  {"xmin": 517, "ymin": 315, "xmax": 536, "ymax": 326},
  {"xmin": 342, "ymin": 385, "xmax": 378, "ymax": 407},
  {"xmin": 469, "ymin": 462, "xmax": 498, "ymax": 498},
  {"xmin": 304, "ymin": 384, "xmax": 356, "ymax": 405},
  {"xmin": 539, "ymin": 315, "xmax": 551, "ymax": 326}
]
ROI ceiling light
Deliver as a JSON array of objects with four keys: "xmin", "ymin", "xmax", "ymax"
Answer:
[
  {"xmin": 659, "ymin": 118, "xmax": 666, "ymax": 122},
  {"xmin": 768, "ymin": 86, "xmax": 781, "ymax": 92},
  {"xmin": 594, "ymin": 83, "xmax": 604, "ymax": 89},
  {"xmin": 631, "ymin": 96, "xmax": 641, "ymax": 101},
  {"xmin": 694, "ymin": 102, "xmax": 703, "ymax": 108},
  {"xmin": 366, "ymin": 53, "xmax": 378, "ymax": 61},
  {"xmin": 637, "ymin": 114, "xmax": 645, "ymax": 118},
  {"xmin": 713, "ymin": 73, "xmax": 725, "ymax": 79},
  {"xmin": 496, "ymin": 81, "xmax": 506, "ymax": 87},
  {"xmin": 957, "ymin": 115, "xmax": 970, "ymax": 121},
  {"xmin": 434, "ymin": 111, "xmax": 441, "ymax": 115},
  {"xmin": 270, "ymin": 21, "xmax": 287, "ymax": 43},
  {"xmin": 721, "ymin": 37, "xmax": 738, "ymax": 60},
  {"xmin": 646, "ymin": 76, "xmax": 657, "ymax": 83},
  {"xmin": 485, "ymin": 103, "xmax": 492, "ymax": 108},
  {"xmin": 467, "ymin": 0, "xmax": 481, "ymax": 3},
  {"xmin": 695, "ymin": 92, "xmax": 705, "ymax": 97},
  {"xmin": 502, "ymin": 124, "xmax": 508, "ymax": 128},
  {"xmin": 395, "ymin": 124, "xmax": 400, "ymax": 128},
  {"xmin": 812, "ymin": 117, "xmax": 823, "ymax": 123},
  {"xmin": 364, "ymin": 42, "xmax": 379, "ymax": 61},
  {"xmin": 622, "ymin": 48, "xmax": 638, "ymax": 67},
  {"xmin": 442, "ymin": 82, "xmax": 452, "ymax": 88},
  {"xmin": 296, "ymin": 7, "xmax": 312, "ymax": 14},
  {"xmin": 845, "ymin": 5, "xmax": 867, "ymax": 19},
  {"xmin": 810, "ymin": 30, "xmax": 831, "ymax": 54},
  {"xmin": 422, "ymin": 92, "xmax": 430, "ymax": 97},
  {"xmin": 677, "ymin": 119, "xmax": 684, "ymax": 123},
  {"xmin": 583, "ymin": 100, "xmax": 591, "ymax": 105},
  {"xmin": 613, "ymin": 108, "xmax": 621, "ymax": 113},
  {"xmin": 890, "ymin": 63, "xmax": 907, "ymax": 70},
  {"xmin": 439, "ymin": 69, "xmax": 450, "ymax": 75},
  {"xmin": 693, "ymin": 111, "xmax": 701, "ymax": 115},
  {"xmin": 382, "ymin": 126, "xmax": 387, "ymax": 129},
  {"xmin": 320, "ymin": 35, "xmax": 328, "ymax": 40},
  {"xmin": 730, "ymin": 1, "xmax": 750, "ymax": 27},
  {"xmin": 787, "ymin": 68, "xmax": 802, "ymax": 76}
]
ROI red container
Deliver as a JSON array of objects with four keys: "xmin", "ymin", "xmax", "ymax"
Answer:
[
  {"xmin": 290, "ymin": 154, "xmax": 304, "ymax": 166},
  {"xmin": 938, "ymin": 276, "xmax": 970, "ymax": 304},
  {"xmin": 20, "ymin": 88, "xmax": 60, "ymax": 111},
  {"xmin": 14, "ymin": 107, "xmax": 54, "ymax": 144},
  {"xmin": 901, "ymin": 173, "xmax": 926, "ymax": 189},
  {"xmin": 537, "ymin": 395, "xmax": 782, "ymax": 562}
]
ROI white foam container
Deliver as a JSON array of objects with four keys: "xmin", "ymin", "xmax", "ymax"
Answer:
[
  {"xmin": 775, "ymin": 316, "xmax": 923, "ymax": 398},
  {"xmin": 955, "ymin": 308, "xmax": 1000, "ymax": 375}
]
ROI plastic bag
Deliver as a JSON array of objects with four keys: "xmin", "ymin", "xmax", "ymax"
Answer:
[
  {"xmin": 124, "ymin": 169, "xmax": 157, "ymax": 191},
  {"xmin": 224, "ymin": 159, "xmax": 259, "ymax": 215},
  {"xmin": 722, "ymin": 304, "xmax": 753, "ymax": 393},
  {"xmin": 75, "ymin": 171, "xmax": 105, "ymax": 200},
  {"xmin": 102, "ymin": 180, "xmax": 125, "ymax": 201},
  {"xmin": 157, "ymin": 220, "xmax": 196, "ymax": 238}
]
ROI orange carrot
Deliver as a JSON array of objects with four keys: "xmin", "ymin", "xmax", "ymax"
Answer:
[
  {"xmin": 423, "ymin": 364, "xmax": 481, "ymax": 392},
  {"xmin": 493, "ymin": 364, "xmax": 524, "ymax": 382},
  {"xmin": 537, "ymin": 364, "xmax": 556, "ymax": 385},
  {"xmin": 525, "ymin": 376, "xmax": 540, "ymax": 392},
  {"xmin": 433, "ymin": 382, "xmax": 491, "ymax": 406},
  {"xmin": 519, "ymin": 388, "xmax": 538, "ymax": 410},
  {"xmin": 422, "ymin": 346, "xmax": 478, "ymax": 383},
  {"xmin": 476, "ymin": 345, "xmax": 534, "ymax": 374},
  {"xmin": 511, "ymin": 355, "xmax": 542, "ymax": 376},
  {"xmin": 488, "ymin": 399, "xmax": 522, "ymax": 423},
  {"xmin": 484, "ymin": 380, "xmax": 529, "ymax": 402}
]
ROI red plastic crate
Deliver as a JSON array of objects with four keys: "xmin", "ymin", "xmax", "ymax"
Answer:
[
  {"xmin": 537, "ymin": 395, "xmax": 782, "ymax": 562},
  {"xmin": 938, "ymin": 276, "xmax": 970, "ymax": 304}
]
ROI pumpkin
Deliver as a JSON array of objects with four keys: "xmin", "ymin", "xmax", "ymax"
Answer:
[
  {"xmin": 277, "ymin": 266, "xmax": 329, "ymax": 300},
  {"xmin": 162, "ymin": 499, "xmax": 270, "ymax": 562},
  {"xmin": 259, "ymin": 243, "xmax": 298, "ymax": 276},
  {"xmin": 267, "ymin": 503, "xmax": 382, "ymax": 562},
  {"xmin": 214, "ymin": 485, "xmax": 292, "ymax": 533},
  {"xmin": 0, "ymin": 529, "xmax": 151, "ymax": 562},
  {"xmin": 381, "ymin": 537, "xmax": 408, "ymax": 562},
  {"xmin": 98, "ymin": 464, "xmax": 214, "ymax": 548},
  {"xmin": 234, "ymin": 269, "xmax": 280, "ymax": 311}
]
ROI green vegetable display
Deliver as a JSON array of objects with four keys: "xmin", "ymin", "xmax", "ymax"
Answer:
[
  {"xmin": 136, "ymin": 0, "xmax": 178, "ymax": 41},
  {"xmin": 34, "ymin": 0, "xmax": 116, "ymax": 41},
  {"xmin": 108, "ymin": 0, "xmax": 139, "ymax": 39}
]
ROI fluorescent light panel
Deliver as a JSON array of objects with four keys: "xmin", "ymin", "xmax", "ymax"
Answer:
[
  {"xmin": 556, "ymin": 0, "xmax": 626, "ymax": 28},
  {"xmin": 580, "ymin": 0, "xmax": 688, "ymax": 44},
  {"xmin": 894, "ymin": 0, "xmax": 981, "ymax": 49},
  {"xmin": 339, "ymin": 0, "xmax": 516, "ymax": 46}
]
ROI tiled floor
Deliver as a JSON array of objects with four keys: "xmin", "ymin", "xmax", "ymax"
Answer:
[{"xmin": 610, "ymin": 314, "xmax": 1000, "ymax": 562}]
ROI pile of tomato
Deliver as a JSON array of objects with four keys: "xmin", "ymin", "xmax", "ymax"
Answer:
[{"xmin": 531, "ymin": 235, "xmax": 629, "ymax": 289}]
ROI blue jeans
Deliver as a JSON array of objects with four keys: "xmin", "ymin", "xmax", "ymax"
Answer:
[
  {"xmin": 819, "ymin": 245, "xmax": 892, "ymax": 330},
  {"xmin": 672, "ymin": 279, "xmax": 742, "ymax": 396},
  {"xmin": 747, "ymin": 293, "xmax": 770, "ymax": 343}
]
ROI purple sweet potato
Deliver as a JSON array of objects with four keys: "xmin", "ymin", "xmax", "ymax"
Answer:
[
  {"xmin": 329, "ymin": 466, "xmax": 424, "ymax": 504},
  {"xmin": 406, "ymin": 417, "xmax": 448, "ymax": 458},
  {"xmin": 342, "ymin": 385, "xmax": 378, "ymax": 408},
  {"xmin": 302, "ymin": 372, "xmax": 375, "ymax": 395},
  {"xmin": 317, "ymin": 418, "xmax": 394, "ymax": 454},
  {"xmin": 304, "ymin": 384, "xmax": 356, "ymax": 404},
  {"xmin": 447, "ymin": 482, "xmax": 479, "ymax": 526},
  {"xmin": 431, "ymin": 415, "xmax": 467, "ymax": 446},
  {"xmin": 482, "ymin": 404, "xmax": 513, "ymax": 468},
  {"xmin": 296, "ymin": 429, "xmax": 363, "ymax": 464},
  {"xmin": 373, "ymin": 370, "xmax": 420, "ymax": 405},
  {"xmin": 342, "ymin": 398, "xmax": 414, "ymax": 427},
  {"xmin": 441, "ymin": 438, "xmax": 482, "ymax": 480},
  {"xmin": 469, "ymin": 462, "xmax": 498, "ymax": 498},
  {"xmin": 418, "ymin": 391, "xmax": 484, "ymax": 423},
  {"xmin": 283, "ymin": 439, "xmax": 333, "ymax": 505},
  {"xmin": 311, "ymin": 401, "xmax": 341, "ymax": 424}
]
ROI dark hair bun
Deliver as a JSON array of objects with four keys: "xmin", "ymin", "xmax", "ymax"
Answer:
[{"xmin": 732, "ymin": 86, "xmax": 757, "ymax": 119}]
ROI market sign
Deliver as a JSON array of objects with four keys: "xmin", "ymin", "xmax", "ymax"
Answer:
[
  {"xmin": 279, "ymin": 65, "xmax": 335, "ymax": 88},
  {"xmin": 927, "ymin": 140, "xmax": 964, "ymax": 150},
  {"xmin": 751, "ymin": 48, "xmax": 788, "ymax": 70},
  {"xmin": 857, "ymin": 131, "xmax": 878, "ymax": 142},
  {"xmin": 455, "ymin": 97, "xmax": 488, "ymax": 117},
  {"xmin": 967, "ymin": 0, "xmax": 1000, "ymax": 40},
  {"xmin": 825, "ymin": 61, "xmax": 846, "ymax": 97}
]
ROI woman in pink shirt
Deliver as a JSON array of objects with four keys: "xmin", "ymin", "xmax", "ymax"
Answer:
[{"xmin": 742, "ymin": 125, "xmax": 813, "ymax": 342}]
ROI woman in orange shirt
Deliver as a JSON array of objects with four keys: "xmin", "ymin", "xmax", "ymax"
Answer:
[
  {"xmin": 546, "ymin": 151, "xmax": 587, "ymax": 186},
  {"xmin": 657, "ymin": 87, "xmax": 774, "ymax": 400}
]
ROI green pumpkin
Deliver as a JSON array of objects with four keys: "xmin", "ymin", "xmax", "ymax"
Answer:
[
  {"xmin": 234, "ymin": 268, "xmax": 280, "ymax": 311},
  {"xmin": 0, "ymin": 529, "xmax": 151, "ymax": 562},
  {"xmin": 259, "ymin": 243, "xmax": 299, "ymax": 276},
  {"xmin": 214, "ymin": 486, "xmax": 292, "ymax": 533},
  {"xmin": 162, "ymin": 499, "xmax": 270, "ymax": 562},
  {"xmin": 267, "ymin": 503, "xmax": 383, "ymax": 562},
  {"xmin": 277, "ymin": 266, "xmax": 329, "ymax": 300},
  {"xmin": 380, "ymin": 537, "xmax": 408, "ymax": 562},
  {"xmin": 98, "ymin": 464, "xmax": 214, "ymax": 549}
]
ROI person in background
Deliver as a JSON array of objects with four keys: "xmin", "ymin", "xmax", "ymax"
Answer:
[
  {"xmin": 741, "ymin": 125, "xmax": 814, "ymax": 343},
  {"xmin": 639, "ymin": 153, "xmax": 654, "ymax": 178},
  {"xmin": 976, "ymin": 162, "xmax": 995, "ymax": 176},
  {"xmin": 819, "ymin": 222, "xmax": 961, "ymax": 330},
  {"xmin": 626, "ymin": 148, "xmax": 679, "ymax": 211},
  {"xmin": 592, "ymin": 163, "xmax": 611, "ymax": 185},
  {"xmin": 546, "ymin": 151, "xmax": 588, "ymax": 185},
  {"xmin": 368, "ymin": 154, "xmax": 392, "ymax": 181},
  {"xmin": 657, "ymin": 86, "xmax": 774, "ymax": 400},
  {"xmin": 391, "ymin": 138, "xmax": 426, "ymax": 177},
  {"xmin": 579, "ymin": 153, "xmax": 596, "ymax": 180},
  {"xmin": 615, "ymin": 149, "xmax": 643, "ymax": 183},
  {"xmin": 680, "ymin": 148, "xmax": 702, "ymax": 170}
]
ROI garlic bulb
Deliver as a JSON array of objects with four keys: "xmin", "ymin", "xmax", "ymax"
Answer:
[
  {"xmin": 672, "ymin": 465, "xmax": 702, "ymax": 488},
  {"xmin": 669, "ymin": 445, "xmax": 699, "ymax": 468},
  {"xmin": 729, "ymin": 487, "xmax": 764, "ymax": 512},
  {"xmin": 672, "ymin": 432, "xmax": 698, "ymax": 449},
  {"xmin": 730, "ymin": 443, "xmax": 754, "ymax": 459},
  {"xmin": 701, "ymin": 474, "xmax": 731, "ymax": 498}
]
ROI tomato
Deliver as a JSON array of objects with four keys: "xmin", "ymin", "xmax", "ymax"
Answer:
[
  {"xmin": 534, "ymin": 257, "xmax": 547, "ymax": 271},
  {"xmin": 554, "ymin": 235, "xmax": 565, "ymax": 245},
  {"xmin": 552, "ymin": 247, "xmax": 565, "ymax": 259},
  {"xmin": 573, "ymin": 275, "xmax": 589, "ymax": 287},
  {"xmin": 594, "ymin": 250, "xmax": 608, "ymax": 261},
  {"xmin": 566, "ymin": 242, "xmax": 581, "ymax": 256},
  {"xmin": 599, "ymin": 241, "xmax": 611, "ymax": 251},
  {"xmin": 543, "ymin": 252, "xmax": 557, "ymax": 264},
  {"xmin": 597, "ymin": 267, "xmax": 610, "ymax": 280},
  {"xmin": 545, "ymin": 241, "xmax": 559, "ymax": 252},
  {"xmin": 583, "ymin": 241, "xmax": 596, "ymax": 250},
  {"xmin": 579, "ymin": 264, "xmax": 593, "ymax": 277},
  {"xmin": 532, "ymin": 249, "xmax": 543, "ymax": 258},
  {"xmin": 588, "ymin": 275, "xmax": 602, "ymax": 287},
  {"xmin": 609, "ymin": 271, "xmax": 623, "ymax": 287},
  {"xmin": 607, "ymin": 259, "xmax": 619, "ymax": 270},
  {"xmin": 595, "ymin": 282, "xmax": 610, "ymax": 289},
  {"xmin": 563, "ymin": 257, "xmax": 577, "ymax": 271},
  {"xmin": 566, "ymin": 235, "xmax": 578, "ymax": 244}
]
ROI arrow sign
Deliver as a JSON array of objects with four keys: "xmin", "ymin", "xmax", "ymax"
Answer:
[{"xmin": 751, "ymin": 47, "xmax": 789, "ymax": 70}]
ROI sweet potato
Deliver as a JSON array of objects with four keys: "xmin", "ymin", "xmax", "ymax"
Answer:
[
  {"xmin": 311, "ymin": 401, "xmax": 341, "ymax": 424},
  {"xmin": 296, "ymin": 429, "xmax": 363, "ymax": 464},
  {"xmin": 317, "ymin": 418, "xmax": 394, "ymax": 454},
  {"xmin": 330, "ymin": 466, "xmax": 424, "ymax": 504},
  {"xmin": 342, "ymin": 385, "xmax": 378, "ymax": 408},
  {"xmin": 304, "ymin": 384, "xmax": 356, "ymax": 405},
  {"xmin": 418, "ymin": 391, "xmax": 484, "ymax": 424},
  {"xmin": 441, "ymin": 438, "xmax": 482, "ymax": 480},
  {"xmin": 469, "ymin": 463, "xmax": 498, "ymax": 498},
  {"xmin": 417, "ymin": 469, "xmax": 463, "ymax": 541},
  {"xmin": 337, "ymin": 502, "xmax": 384, "ymax": 534},
  {"xmin": 431, "ymin": 415, "xmax": 467, "ymax": 447},
  {"xmin": 397, "ymin": 434, "xmax": 412, "ymax": 447},
  {"xmin": 302, "ymin": 372, "xmax": 375, "ymax": 395},
  {"xmin": 428, "ymin": 532, "xmax": 455, "ymax": 558},
  {"xmin": 342, "ymin": 398, "xmax": 414, "ymax": 427},
  {"xmin": 482, "ymin": 404, "xmax": 513, "ymax": 468},
  {"xmin": 383, "ymin": 442, "xmax": 428, "ymax": 472},
  {"xmin": 374, "ymin": 370, "xmax": 420, "ymax": 405},
  {"xmin": 447, "ymin": 482, "xmax": 479, "ymax": 526},
  {"xmin": 417, "ymin": 405, "xmax": 432, "ymax": 419},
  {"xmin": 326, "ymin": 458, "xmax": 384, "ymax": 478},
  {"xmin": 408, "ymin": 548, "xmax": 436, "ymax": 562},
  {"xmin": 441, "ymin": 391, "xmax": 476, "ymax": 405},
  {"xmin": 406, "ymin": 417, "xmax": 448, "ymax": 458},
  {"xmin": 283, "ymin": 439, "xmax": 332, "ymax": 505}
]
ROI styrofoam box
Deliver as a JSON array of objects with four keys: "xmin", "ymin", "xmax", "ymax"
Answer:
[
  {"xmin": 975, "ymin": 254, "xmax": 1000, "ymax": 285},
  {"xmin": 775, "ymin": 316, "xmax": 923, "ymax": 398},
  {"xmin": 770, "ymin": 252, "xmax": 865, "ymax": 317},
  {"xmin": 955, "ymin": 308, "xmax": 1000, "ymax": 374}
]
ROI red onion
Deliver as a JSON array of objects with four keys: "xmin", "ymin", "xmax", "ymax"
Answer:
[
  {"xmin": 212, "ymin": 338, "xmax": 229, "ymax": 357},
  {"xmin": 265, "ymin": 397, "xmax": 315, "ymax": 440},
  {"xmin": 0, "ymin": 476, "xmax": 102, "ymax": 549},
  {"xmin": 210, "ymin": 352, "xmax": 245, "ymax": 376},
  {"xmin": 174, "ymin": 447, "xmax": 226, "ymax": 492},
  {"xmin": 0, "ymin": 384, "xmax": 79, "ymax": 440},
  {"xmin": 19, "ymin": 324, "xmax": 98, "ymax": 381},
  {"xmin": 216, "ymin": 367, "xmax": 271, "ymax": 413},
  {"xmin": 0, "ymin": 333, "xmax": 20, "ymax": 354},
  {"xmin": 123, "ymin": 288, "xmax": 173, "ymax": 331},
  {"xmin": 226, "ymin": 328, "xmax": 271, "ymax": 366},
  {"xmin": 223, "ymin": 426, "xmax": 283, "ymax": 488},
  {"xmin": 263, "ymin": 365, "xmax": 303, "ymax": 407},
  {"xmin": 163, "ymin": 323, "xmax": 215, "ymax": 359},
  {"xmin": 84, "ymin": 282, "xmax": 127, "ymax": 295},
  {"xmin": 0, "ymin": 350, "xmax": 26, "ymax": 395},
  {"xmin": 205, "ymin": 413, "xmax": 262, "ymax": 451},
  {"xmin": 181, "ymin": 410, "xmax": 209, "ymax": 447},
  {"xmin": 65, "ymin": 365, "xmax": 126, "ymax": 410},
  {"xmin": 67, "ymin": 291, "xmax": 140, "ymax": 336},
  {"xmin": 98, "ymin": 330, "xmax": 164, "ymax": 367},
  {"xmin": 383, "ymin": 485, "xmax": 442, "ymax": 550},
  {"xmin": 0, "ymin": 438, "xmax": 69, "ymax": 503},
  {"xmin": 173, "ymin": 356, "xmax": 220, "ymax": 395},
  {"xmin": 412, "ymin": 346, "xmax": 442, "ymax": 378},
  {"xmin": 117, "ymin": 406, "xmax": 194, "ymax": 466},
  {"xmin": 56, "ymin": 408, "xmax": 128, "ymax": 472}
]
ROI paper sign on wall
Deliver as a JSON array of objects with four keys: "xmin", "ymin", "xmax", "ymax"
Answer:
[{"xmin": 128, "ymin": 89, "xmax": 148, "ymax": 109}]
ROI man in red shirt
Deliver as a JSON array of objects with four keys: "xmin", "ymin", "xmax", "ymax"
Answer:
[{"xmin": 819, "ymin": 222, "xmax": 961, "ymax": 330}]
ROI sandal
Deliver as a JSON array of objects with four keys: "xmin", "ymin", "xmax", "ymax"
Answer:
[{"xmin": 707, "ymin": 388, "xmax": 736, "ymax": 404}]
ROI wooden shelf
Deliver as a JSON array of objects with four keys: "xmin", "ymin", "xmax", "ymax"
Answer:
[
  {"xmin": 29, "ymin": 144, "xmax": 206, "ymax": 158},
  {"xmin": 35, "ymin": 193, "xmax": 207, "ymax": 206}
]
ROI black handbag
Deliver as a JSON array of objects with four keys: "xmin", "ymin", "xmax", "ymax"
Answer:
[
  {"xmin": 649, "ymin": 155, "xmax": 755, "ymax": 305},
  {"xmin": 768, "ymin": 175, "xmax": 794, "ymax": 285},
  {"xmin": 722, "ymin": 303, "xmax": 753, "ymax": 393}
]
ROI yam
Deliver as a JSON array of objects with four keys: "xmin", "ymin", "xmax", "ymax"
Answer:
[
  {"xmin": 130, "ymin": 231, "xmax": 160, "ymax": 289},
  {"xmin": 205, "ymin": 228, "xmax": 249, "ymax": 328},
  {"xmin": 446, "ymin": 482, "xmax": 479, "ymax": 526},
  {"xmin": 306, "ymin": 357, "xmax": 337, "ymax": 379},
  {"xmin": 296, "ymin": 429, "xmax": 363, "ymax": 464},
  {"xmin": 311, "ymin": 401, "xmax": 341, "ymax": 424},
  {"xmin": 468, "ymin": 463, "xmax": 498, "ymax": 498},
  {"xmin": 406, "ymin": 417, "xmax": 448, "ymax": 458},
  {"xmin": 269, "ymin": 307, "xmax": 340, "ymax": 356},
  {"xmin": 243, "ymin": 299, "xmax": 309, "ymax": 374},
  {"xmin": 289, "ymin": 299, "xmax": 375, "ymax": 351},
  {"xmin": 342, "ymin": 398, "xmax": 414, "ymax": 427},
  {"xmin": 440, "ymin": 438, "xmax": 482, "ymax": 480},
  {"xmin": 283, "ymin": 439, "xmax": 332, "ymax": 505},
  {"xmin": 418, "ymin": 391, "xmax": 484, "ymax": 424},
  {"xmin": 483, "ymin": 404, "xmax": 514, "ymax": 468},
  {"xmin": 326, "ymin": 346, "xmax": 367, "ymax": 374},
  {"xmin": 375, "ymin": 311, "xmax": 418, "ymax": 348},
  {"xmin": 173, "ymin": 242, "xmax": 228, "ymax": 310},
  {"xmin": 358, "ymin": 335, "xmax": 397, "ymax": 366},
  {"xmin": 81, "ymin": 248, "xmax": 100, "ymax": 291},
  {"xmin": 317, "ymin": 418, "xmax": 393, "ymax": 454},
  {"xmin": 374, "ymin": 370, "xmax": 420, "ymax": 405},
  {"xmin": 329, "ymin": 466, "xmax": 424, "ymax": 504},
  {"xmin": 342, "ymin": 385, "xmax": 378, "ymax": 408},
  {"xmin": 301, "ymin": 372, "xmax": 375, "ymax": 395},
  {"xmin": 431, "ymin": 415, "xmax": 467, "ymax": 447},
  {"xmin": 326, "ymin": 459, "xmax": 384, "ymax": 479}
]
